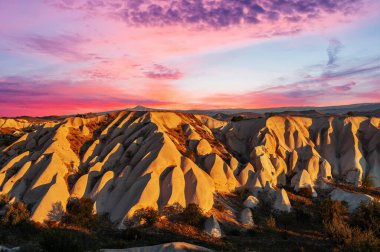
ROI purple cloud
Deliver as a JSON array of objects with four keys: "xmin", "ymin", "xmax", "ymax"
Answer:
[
  {"xmin": 144, "ymin": 64, "xmax": 183, "ymax": 80},
  {"xmin": 48, "ymin": 0, "xmax": 364, "ymax": 29},
  {"xmin": 333, "ymin": 81, "xmax": 356, "ymax": 91}
]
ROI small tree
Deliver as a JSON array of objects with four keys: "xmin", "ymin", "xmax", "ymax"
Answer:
[
  {"xmin": 63, "ymin": 197, "xmax": 96, "ymax": 228},
  {"xmin": 47, "ymin": 202, "xmax": 65, "ymax": 223}
]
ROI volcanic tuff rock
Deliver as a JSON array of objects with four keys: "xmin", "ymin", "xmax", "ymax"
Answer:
[{"xmin": 0, "ymin": 111, "xmax": 379, "ymax": 224}]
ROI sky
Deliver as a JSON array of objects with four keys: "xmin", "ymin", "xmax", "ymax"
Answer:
[{"xmin": 0, "ymin": 0, "xmax": 380, "ymax": 116}]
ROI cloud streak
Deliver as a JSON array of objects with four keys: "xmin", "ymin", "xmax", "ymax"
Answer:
[
  {"xmin": 327, "ymin": 39, "xmax": 344, "ymax": 66},
  {"xmin": 18, "ymin": 34, "xmax": 92, "ymax": 61}
]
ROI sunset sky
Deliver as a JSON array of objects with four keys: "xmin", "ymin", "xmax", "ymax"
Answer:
[{"xmin": 1, "ymin": 0, "xmax": 380, "ymax": 116}]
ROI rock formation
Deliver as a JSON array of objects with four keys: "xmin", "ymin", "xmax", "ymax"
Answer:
[{"xmin": 0, "ymin": 111, "xmax": 379, "ymax": 223}]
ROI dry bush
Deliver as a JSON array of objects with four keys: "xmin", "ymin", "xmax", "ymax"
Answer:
[
  {"xmin": 324, "ymin": 217, "xmax": 380, "ymax": 251},
  {"xmin": 265, "ymin": 215, "xmax": 277, "ymax": 230},
  {"xmin": 298, "ymin": 187, "xmax": 313, "ymax": 198},
  {"xmin": 1, "ymin": 201, "xmax": 30, "ymax": 226},
  {"xmin": 180, "ymin": 203, "xmax": 204, "ymax": 226},
  {"xmin": 160, "ymin": 203, "xmax": 184, "ymax": 218},
  {"xmin": 320, "ymin": 199, "xmax": 380, "ymax": 251},
  {"xmin": 133, "ymin": 207, "xmax": 159, "ymax": 226},
  {"xmin": 324, "ymin": 217, "xmax": 352, "ymax": 244},
  {"xmin": 213, "ymin": 201, "xmax": 226, "ymax": 212},
  {"xmin": 287, "ymin": 190, "xmax": 313, "ymax": 206},
  {"xmin": 0, "ymin": 194, "xmax": 11, "ymax": 208}
]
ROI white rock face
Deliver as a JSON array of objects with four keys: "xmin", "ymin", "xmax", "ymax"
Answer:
[
  {"xmin": 101, "ymin": 242, "xmax": 212, "ymax": 252},
  {"xmin": 273, "ymin": 189, "xmax": 291, "ymax": 213},
  {"xmin": 0, "ymin": 245, "xmax": 20, "ymax": 252},
  {"xmin": 330, "ymin": 189, "xmax": 373, "ymax": 212},
  {"xmin": 204, "ymin": 215, "xmax": 222, "ymax": 238},
  {"xmin": 243, "ymin": 195, "xmax": 259, "ymax": 209},
  {"xmin": 240, "ymin": 208, "xmax": 254, "ymax": 227}
]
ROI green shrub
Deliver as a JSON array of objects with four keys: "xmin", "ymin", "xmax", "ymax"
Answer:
[
  {"xmin": 231, "ymin": 116, "xmax": 244, "ymax": 122},
  {"xmin": 228, "ymin": 228, "xmax": 241, "ymax": 236},
  {"xmin": 317, "ymin": 199, "xmax": 348, "ymax": 223},
  {"xmin": 39, "ymin": 228, "xmax": 98, "ymax": 252},
  {"xmin": 2, "ymin": 201, "xmax": 30, "ymax": 226},
  {"xmin": 133, "ymin": 207, "xmax": 159, "ymax": 226},
  {"xmin": 294, "ymin": 206, "xmax": 312, "ymax": 224},
  {"xmin": 180, "ymin": 203, "xmax": 204, "ymax": 226},
  {"xmin": 275, "ymin": 211, "xmax": 295, "ymax": 229},
  {"xmin": 257, "ymin": 191, "xmax": 274, "ymax": 217},
  {"xmin": 62, "ymin": 197, "xmax": 96, "ymax": 228},
  {"xmin": 122, "ymin": 227, "xmax": 141, "ymax": 241}
]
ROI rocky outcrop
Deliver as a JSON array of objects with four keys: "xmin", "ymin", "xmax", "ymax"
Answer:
[
  {"xmin": 240, "ymin": 208, "xmax": 254, "ymax": 227},
  {"xmin": 204, "ymin": 215, "xmax": 222, "ymax": 238},
  {"xmin": 273, "ymin": 189, "xmax": 291, "ymax": 213}
]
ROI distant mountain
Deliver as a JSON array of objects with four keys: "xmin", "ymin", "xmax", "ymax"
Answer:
[{"xmin": 122, "ymin": 103, "xmax": 380, "ymax": 117}]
